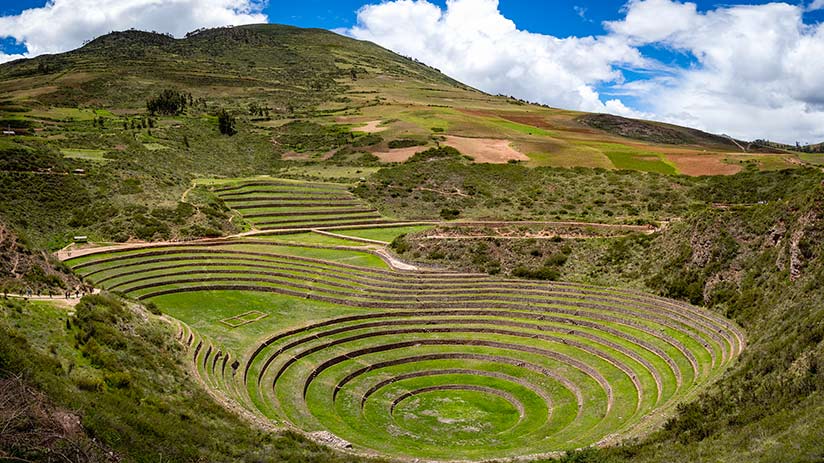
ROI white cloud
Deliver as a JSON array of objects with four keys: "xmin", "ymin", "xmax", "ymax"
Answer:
[
  {"xmin": 808, "ymin": 0, "xmax": 824, "ymax": 11},
  {"xmin": 2, "ymin": 0, "xmax": 824, "ymax": 142},
  {"xmin": 347, "ymin": 0, "xmax": 824, "ymax": 143},
  {"xmin": 0, "ymin": 0, "xmax": 267, "ymax": 63},
  {"xmin": 346, "ymin": 0, "xmax": 649, "ymax": 117},
  {"xmin": 608, "ymin": 0, "xmax": 824, "ymax": 143}
]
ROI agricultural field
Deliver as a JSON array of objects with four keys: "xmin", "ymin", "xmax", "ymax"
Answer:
[
  {"xmin": 209, "ymin": 178, "xmax": 401, "ymax": 231},
  {"xmin": 62, "ymin": 179, "xmax": 744, "ymax": 460}
]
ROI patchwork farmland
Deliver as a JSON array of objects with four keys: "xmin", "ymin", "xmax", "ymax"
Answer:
[{"xmin": 63, "ymin": 181, "xmax": 744, "ymax": 460}]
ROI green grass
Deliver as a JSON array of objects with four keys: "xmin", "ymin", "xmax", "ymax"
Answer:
[
  {"xmin": 248, "ymin": 232, "xmax": 372, "ymax": 246},
  {"xmin": 799, "ymin": 153, "xmax": 824, "ymax": 166},
  {"xmin": 486, "ymin": 117, "xmax": 559, "ymax": 137},
  {"xmin": 142, "ymin": 142, "xmax": 168, "ymax": 151},
  {"xmin": 332, "ymin": 225, "xmax": 433, "ymax": 242},
  {"xmin": 585, "ymin": 142, "xmax": 678, "ymax": 175},
  {"xmin": 60, "ymin": 148, "xmax": 110, "ymax": 161},
  {"xmin": 26, "ymin": 107, "xmax": 101, "ymax": 121},
  {"xmin": 0, "ymin": 296, "xmax": 363, "ymax": 463},
  {"xmin": 277, "ymin": 165, "xmax": 382, "ymax": 180}
]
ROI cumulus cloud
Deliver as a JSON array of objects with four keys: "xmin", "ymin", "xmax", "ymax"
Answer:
[
  {"xmin": 608, "ymin": 0, "xmax": 824, "ymax": 142},
  {"xmin": 346, "ymin": 0, "xmax": 824, "ymax": 143},
  {"xmin": 0, "ymin": 0, "xmax": 267, "ymax": 63},
  {"xmin": 347, "ymin": 0, "xmax": 649, "ymax": 117},
  {"xmin": 808, "ymin": 0, "xmax": 824, "ymax": 11}
]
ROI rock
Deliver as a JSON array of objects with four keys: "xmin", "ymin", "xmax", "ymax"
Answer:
[{"xmin": 309, "ymin": 431, "xmax": 352, "ymax": 449}]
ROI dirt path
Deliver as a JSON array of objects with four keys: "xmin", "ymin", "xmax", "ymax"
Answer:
[
  {"xmin": 442, "ymin": 220, "xmax": 656, "ymax": 232},
  {"xmin": 180, "ymin": 182, "xmax": 196, "ymax": 203},
  {"xmin": 4, "ymin": 289, "xmax": 100, "ymax": 308},
  {"xmin": 422, "ymin": 234, "xmax": 633, "ymax": 240},
  {"xmin": 56, "ymin": 220, "xmax": 656, "ymax": 261},
  {"xmin": 372, "ymin": 248, "xmax": 420, "ymax": 271}
]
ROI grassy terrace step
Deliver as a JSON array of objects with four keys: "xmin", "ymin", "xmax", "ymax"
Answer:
[
  {"xmin": 121, "ymin": 278, "xmax": 716, "ymax": 371},
  {"xmin": 211, "ymin": 178, "xmax": 390, "ymax": 232},
  {"xmin": 67, "ymin": 245, "xmax": 736, "ymax": 360},
  {"xmin": 251, "ymin": 213, "xmax": 384, "ymax": 226},
  {"xmin": 105, "ymin": 266, "xmax": 725, "ymax": 356},
  {"xmin": 213, "ymin": 181, "xmax": 349, "ymax": 194},
  {"xmin": 218, "ymin": 189, "xmax": 351, "ymax": 198},
  {"xmin": 230, "ymin": 200, "xmax": 363, "ymax": 210},
  {"xmin": 223, "ymin": 196, "xmax": 357, "ymax": 204},
  {"xmin": 67, "ymin": 243, "xmax": 739, "ymax": 344},
  {"xmin": 256, "ymin": 219, "xmax": 397, "ymax": 231},
  {"xmin": 242, "ymin": 208, "xmax": 377, "ymax": 219},
  {"xmin": 69, "ymin": 248, "xmax": 732, "ymax": 360},
  {"xmin": 63, "ymin": 216, "xmax": 742, "ymax": 459}
]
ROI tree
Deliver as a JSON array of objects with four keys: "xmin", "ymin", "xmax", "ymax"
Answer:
[
  {"xmin": 146, "ymin": 89, "xmax": 188, "ymax": 115},
  {"xmin": 217, "ymin": 109, "xmax": 236, "ymax": 136}
]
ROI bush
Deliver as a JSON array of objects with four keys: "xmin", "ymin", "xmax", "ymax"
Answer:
[
  {"xmin": 440, "ymin": 208, "xmax": 461, "ymax": 220},
  {"xmin": 388, "ymin": 138, "xmax": 426, "ymax": 149},
  {"xmin": 352, "ymin": 133, "xmax": 383, "ymax": 147},
  {"xmin": 390, "ymin": 234, "xmax": 410, "ymax": 254},
  {"xmin": 145, "ymin": 301, "xmax": 162, "ymax": 315},
  {"xmin": 406, "ymin": 146, "xmax": 463, "ymax": 163},
  {"xmin": 543, "ymin": 252, "xmax": 568, "ymax": 267},
  {"xmin": 512, "ymin": 265, "xmax": 560, "ymax": 281},
  {"xmin": 71, "ymin": 368, "xmax": 105, "ymax": 392}
]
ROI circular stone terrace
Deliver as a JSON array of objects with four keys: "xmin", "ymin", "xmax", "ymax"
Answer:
[{"xmin": 62, "ymin": 180, "xmax": 744, "ymax": 461}]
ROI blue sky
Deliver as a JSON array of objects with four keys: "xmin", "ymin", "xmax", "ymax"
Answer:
[
  {"xmin": 3, "ymin": 1, "xmax": 822, "ymax": 61},
  {"xmin": 2, "ymin": 0, "xmax": 824, "ymax": 142}
]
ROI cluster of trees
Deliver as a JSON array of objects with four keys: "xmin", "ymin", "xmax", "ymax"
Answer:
[
  {"xmin": 123, "ymin": 117, "xmax": 155, "ymax": 130},
  {"xmin": 217, "ymin": 109, "xmax": 236, "ymax": 136},
  {"xmin": 752, "ymin": 139, "xmax": 824, "ymax": 153},
  {"xmin": 247, "ymin": 102, "xmax": 270, "ymax": 119},
  {"xmin": 146, "ymin": 89, "xmax": 193, "ymax": 115}
]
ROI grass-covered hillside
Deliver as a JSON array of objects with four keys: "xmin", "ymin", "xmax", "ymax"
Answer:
[{"xmin": 1, "ymin": 24, "xmax": 819, "ymax": 245}]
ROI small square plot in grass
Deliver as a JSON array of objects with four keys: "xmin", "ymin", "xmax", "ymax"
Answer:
[{"xmin": 220, "ymin": 310, "xmax": 268, "ymax": 328}]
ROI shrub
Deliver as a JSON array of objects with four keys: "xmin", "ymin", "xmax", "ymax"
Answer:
[
  {"xmin": 512, "ymin": 265, "xmax": 560, "ymax": 281},
  {"xmin": 440, "ymin": 208, "xmax": 461, "ymax": 220},
  {"xmin": 406, "ymin": 146, "xmax": 463, "ymax": 163},
  {"xmin": 388, "ymin": 138, "xmax": 426, "ymax": 149},
  {"xmin": 71, "ymin": 368, "xmax": 105, "ymax": 392},
  {"xmin": 145, "ymin": 301, "xmax": 162, "ymax": 316},
  {"xmin": 390, "ymin": 234, "xmax": 410, "ymax": 253},
  {"xmin": 543, "ymin": 253, "xmax": 568, "ymax": 267},
  {"xmin": 352, "ymin": 133, "xmax": 383, "ymax": 147}
]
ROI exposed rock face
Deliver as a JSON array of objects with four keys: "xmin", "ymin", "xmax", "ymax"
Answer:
[
  {"xmin": 789, "ymin": 211, "xmax": 817, "ymax": 281},
  {"xmin": 0, "ymin": 221, "xmax": 78, "ymax": 291},
  {"xmin": 309, "ymin": 431, "xmax": 352, "ymax": 449}
]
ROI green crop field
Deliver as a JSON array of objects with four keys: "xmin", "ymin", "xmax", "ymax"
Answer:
[{"xmin": 63, "ymin": 178, "xmax": 744, "ymax": 460}]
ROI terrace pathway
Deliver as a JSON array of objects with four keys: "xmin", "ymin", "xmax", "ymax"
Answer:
[
  {"xmin": 4, "ymin": 288, "xmax": 101, "ymax": 308},
  {"xmin": 56, "ymin": 219, "xmax": 658, "ymax": 262}
]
